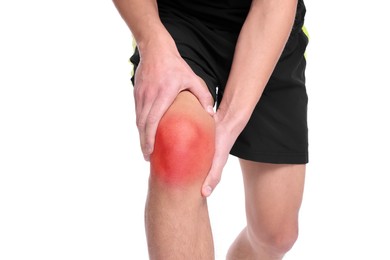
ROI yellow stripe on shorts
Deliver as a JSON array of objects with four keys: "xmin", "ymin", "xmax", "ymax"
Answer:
[
  {"xmin": 130, "ymin": 37, "xmax": 137, "ymax": 78},
  {"xmin": 302, "ymin": 25, "xmax": 309, "ymax": 58}
]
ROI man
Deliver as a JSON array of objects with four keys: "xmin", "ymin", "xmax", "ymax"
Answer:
[{"xmin": 113, "ymin": 0, "xmax": 308, "ymax": 259}]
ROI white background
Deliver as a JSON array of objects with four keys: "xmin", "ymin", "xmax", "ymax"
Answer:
[{"xmin": 1, "ymin": 0, "xmax": 389, "ymax": 259}]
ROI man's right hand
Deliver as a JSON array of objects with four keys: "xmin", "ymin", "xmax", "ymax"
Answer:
[{"xmin": 133, "ymin": 40, "xmax": 214, "ymax": 161}]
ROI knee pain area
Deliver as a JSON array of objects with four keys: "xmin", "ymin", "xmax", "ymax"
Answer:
[{"xmin": 150, "ymin": 115, "xmax": 214, "ymax": 186}]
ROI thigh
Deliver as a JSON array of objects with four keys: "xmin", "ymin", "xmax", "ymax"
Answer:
[{"xmin": 240, "ymin": 159, "xmax": 305, "ymax": 238}]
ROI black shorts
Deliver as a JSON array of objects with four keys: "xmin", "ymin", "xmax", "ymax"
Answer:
[{"xmin": 130, "ymin": 3, "xmax": 309, "ymax": 164}]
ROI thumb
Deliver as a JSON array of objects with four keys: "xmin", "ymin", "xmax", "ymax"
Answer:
[
  {"xmin": 201, "ymin": 158, "xmax": 225, "ymax": 197},
  {"xmin": 187, "ymin": 79, "xmax": 215, "ymax": 116}
]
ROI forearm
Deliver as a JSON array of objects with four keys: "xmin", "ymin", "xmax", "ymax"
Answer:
[
  {"xmin": 217, "ymin": 0, "xmax": 298, "ymax": 134},
  {"xmin": 112, "ymin": 0, "xmax": 176, "ymax": 54}
]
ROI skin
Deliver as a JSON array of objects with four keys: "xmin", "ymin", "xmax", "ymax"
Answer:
[
  {"xmin": 112, "ymin": 0, "xmax": 214, "ymax": 162},
  {"xmin": 146, "ymin": 91, "xmax": 215, "ymax": 259},
  {"xmin": 150, "ymin": 91, "xmax": 215, "ymax": 187},
  {"xmin": 113, "ymin": 0, "xmax": 299, "ymax": 196},
  {"xmin": 112, "ymin": 0, "xmax": 304, "ymax": 259},
  {"xmin": 227, "ymin": 162, "xmax": 305, "ymax": 260},
  {"xmin": 201, "ymin": 0, "xmax": 299, "ymax": 196}
]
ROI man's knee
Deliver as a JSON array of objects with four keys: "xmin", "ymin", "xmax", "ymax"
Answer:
[
  {"xmin": 150, "ymin": 105, "xmax": 215, "ymax": 186},
  {"xmin": 248, "ymin": 223, "xmax": 298, "ymax": 255}
]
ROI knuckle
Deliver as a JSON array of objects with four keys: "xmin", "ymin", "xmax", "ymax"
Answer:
[
  {"xmin": 143, "ymin": 137, "xmax": 154, "ymax": 155},
  {"xmin": 146, "ymin": 113, "xmax": 160, "ymax": 126},
  {"xmin": 210, "ymin": 173, "xmax": 221, "ymax": 184},
  {"xmin": 133, "ymin": 84, "xmax": 143, "ymax": 98},
  {"xmin": 203, "ymin": 91, "xmax": 213, "ymax": 100},
  {"xmin": 134, "ymin": 81, "xmax": 158, "ymax": 97},
  {"xmin": 136, "ymin": 118, "xmax": 146, "ymax": 129}
]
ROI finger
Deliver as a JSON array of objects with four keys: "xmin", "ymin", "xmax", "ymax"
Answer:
[
  {"xmin": 201, "ymin": 162, "xmax": 223, "ymax": 197},
  {"xmin": 143, "ymin": 92, "xmax": 176, "ymax": 160},
  {"xmin": 187, "ymin": 78, "xmax": 215, "ymax": 116},
  {"xmin": 201, "ymin": 152, "xmax": 228, "ymax": 197},
  {"xmin": 134, "ymin": 86, "xmax": 154, "ymax": 160}
]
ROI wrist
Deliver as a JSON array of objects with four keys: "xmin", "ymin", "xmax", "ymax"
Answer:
[
  {"xmin": 215, "ymin": 104, "xmax": 251, "ymax": 138},
  {"xmin": 136, "ymin": 24, "xmax": 177, "ymax": 57}
]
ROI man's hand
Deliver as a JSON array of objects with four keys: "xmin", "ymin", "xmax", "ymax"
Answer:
[
  {"xmin": 201, "ymin": 111, "xmax": 241, "ymax": 197},
  {"xmin": 134, "ymin": 45, "xmax": 214, "ymax": 161},
  {"xmin": 200, "ymin": 0, "xmax": 298, "ymax": 197}
]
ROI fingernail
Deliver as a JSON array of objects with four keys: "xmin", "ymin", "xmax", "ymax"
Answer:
[
  {"xmin": 144, "ymin": 145, "xmax": 152, "ymax": 156},
  {"xmin": 207, "ymin": 106, "xmax": 214, "ymax": 115},
  {"xmin": 203, "ymin": 186, "xmax": 212, "ymax": 197}
]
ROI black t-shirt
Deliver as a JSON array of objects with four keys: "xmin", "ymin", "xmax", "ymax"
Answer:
[{"xmin": 157, "ymin": 0, "xmax": 306, "ymax": 33}]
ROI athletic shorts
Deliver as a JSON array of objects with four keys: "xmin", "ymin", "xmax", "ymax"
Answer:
[{"xmin": 130, "ymin": 3, "xmax": 309, "ymax": 164}]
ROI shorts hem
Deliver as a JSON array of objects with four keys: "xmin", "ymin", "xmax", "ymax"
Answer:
[{"xmin": 230, "ymin": 148, "xmax": 309, "ymax": 165}]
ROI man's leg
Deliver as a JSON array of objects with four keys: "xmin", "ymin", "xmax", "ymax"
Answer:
[
  {"xmin": 227, "ymin": 160, "xmax": 305, "ymax": 260},
  {"xmin": 145, "ymin": 90, "xmax": 215, "ymax": 260}
]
